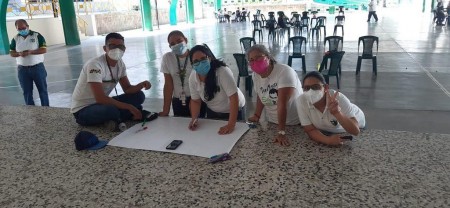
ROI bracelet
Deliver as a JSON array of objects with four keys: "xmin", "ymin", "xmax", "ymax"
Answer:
[{"xmin": 253, "ymin": 113, "xmax": 260, "ymax": 119}]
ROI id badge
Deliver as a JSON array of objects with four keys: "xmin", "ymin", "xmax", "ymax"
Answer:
[{"xmin": 180, "ymin": 91, "xmax": 186, "ymax": 106}]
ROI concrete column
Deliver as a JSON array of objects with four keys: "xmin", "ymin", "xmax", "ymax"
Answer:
[
  {"xmin": 0, "ymin": 0, "xmax": 9, "ymax": 55},
  {"xmin": 59, "ymin": 0, "xmax": 81, "ymax": 45},
  {"xmin": 186, "ymin": 0, "xmax": 195, "ymax": 23},
  {"xmin": 215, "ymin": 0, "xmax": 222, "ymax": 11},
  {"xmin": 169, "ymin": 0, "xmax": 178, "ymax": 25},
  {"xmin": 140, "ymin": 0, "xmax": 153, "ymax": 31}
]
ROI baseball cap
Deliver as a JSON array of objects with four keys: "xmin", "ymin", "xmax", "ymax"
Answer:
[{"xmin": 74, "ymin": 131, "xmax": 108, "ymax": 151}]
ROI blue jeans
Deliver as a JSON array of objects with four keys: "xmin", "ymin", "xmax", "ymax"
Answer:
[
  {"xmin": 73, "ymin": 91, "xmax": 145, "ymax": 126},
  {"xmin": 18, "ymin": 63, "xmax": 49, "ymax": 106}
]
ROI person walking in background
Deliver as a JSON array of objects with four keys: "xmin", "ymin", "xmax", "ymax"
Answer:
[
  {"xmin": 246, "ymin": 45, "xmax": 303, "ymax": 147},
  {"xmin": 367, "ymin": 0, "xmax": 378, "ymax": 22},
  {"xmin": 9, "ymin": 19, "xmax": 49, "ymax": 106}
]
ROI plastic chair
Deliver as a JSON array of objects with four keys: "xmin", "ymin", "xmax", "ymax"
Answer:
[
  {"xmin": 251, "ymin": 20, "xmax": 263, "ymax": 42},
  {"xmin": 266, "ymin": 19, "xmax": 277, "ymax": 42},
  {"xmin": 333, "ymin": 15, "xmax": 345, "ymax": 36},
  {"xmin": 311, "ymin": 16, "xmax": 326, "ymax": 40},
  {"xmin": 299, "ymin": 16, "xmax": 310, "ymax": 38},
  {"xmin": 324, "ymin": 36, "xmax": 343, "ymax": 52},
  {"xmin": 318, "ymin": 51, "xmax": 345, "ymax": 89},
  {"xmin": 233, "ymin": 53, "xmax": 253, "ymax": 97},
  {"xmin": 287, "ymin": 36, "xmax": 307, "ymax": 73},
  {"xmin": 239, "ymin": 37, "xmax": 256, "ymax": 53},
  {"xmin": 356, "ymin": 35, "xmax": 378, "ymax": 75},
  {"xmin": 324, "ymin": 36, "xmax": 344, "ymax": 74}
]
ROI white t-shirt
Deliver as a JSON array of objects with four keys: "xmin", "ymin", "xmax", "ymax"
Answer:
[
  {"xmin": 70, "ymin": 54, "xmax": 127, "ymax": 113},
  {"xmin": 160, "ymin": 52, "xmax": 192, "ymax": 98},
  {"xmin": 189, "ymin": 66, "xmax": 245, "ymax": 113},
  {"xmin": 369, "ymin": 0, "xmax": 377, "ymax": 11},
  {"xmin": 252, "ymin": 63, "xmax": 303, "ymax": 125},
  {"xmin": 10, "ymin": 31, "xmax": 46, "ymax": 66},
  {"xmin": 297, "ymin": 90, "xmax": 366, "ymax": 133}
]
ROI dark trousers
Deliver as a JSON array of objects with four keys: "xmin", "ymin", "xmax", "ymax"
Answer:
[
  {"xmin": 18, "ymin": 63, "xmax": 49, "ymax": 106},
  {"xmin": 367, "ymin": 11, "xmax": 378, "ymax": 21},
  {"xmin": 172, "ymin": 97, "xmax": 207, "ymax": 118},
  {"xmin": 73, "ymin": 91, "xmax": 145, "ymax": 126},
  {"xmin": 205, "ymin": 106, "xmax": 246, "ymax": 121}
]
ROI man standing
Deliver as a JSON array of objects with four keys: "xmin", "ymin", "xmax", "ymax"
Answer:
[
  {"xmin": 367, "ymin": 0, "xmax": 379, "ymax": 22},
  {"xmin": 70, "ymin": 32, "xmax": 151, "ymax": 130},
  {"xmin": 9, "ymin": 19, "xmax": 49, "ymax": 106}
]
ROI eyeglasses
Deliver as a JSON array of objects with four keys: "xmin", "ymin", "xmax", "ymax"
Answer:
[
  {"xmin": 248, "ymin": 55, "xmax": 266, "ymax": 64},
  {"xmin": 302, "ymin": 84, "xmax": 323, "ymax": 91},
  {"xmin": 192, "ymin": 56, "xmax": 208, "ymax": 66},
  {"xmin": 108, "ymin": 44, "xmax": 126, "ymax": 51}
]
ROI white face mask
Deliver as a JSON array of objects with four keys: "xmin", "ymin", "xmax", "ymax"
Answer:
[
  {"xmin": 304, "ymin": 89, "xmax": 324, "ymax": 104},
  {"xmin": 171, "ymin": 42, "xmax": 188, "ymax": 56},
  {"xmin": 108, "ymin": 48, "xmax": 124, "ymax": 60}
]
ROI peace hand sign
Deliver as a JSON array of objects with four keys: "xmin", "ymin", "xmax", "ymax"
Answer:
[{"xmin": 327, "ymin": 90, "xmax": 341, "ymax": 115}]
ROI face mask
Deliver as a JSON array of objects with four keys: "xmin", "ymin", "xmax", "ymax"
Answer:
[
  {"xmin": 171, "ymin": 42, "xmax": 188, "ymax": 56},
  {"xmin": 108, "ymin": 48, "xmax": 124, "ymax": 60},
  {"xmin": 304, "ymin": 89, "xmax": 324, "ymax": 104},
  {"xmin": 18, "ymin": 29, "xmax": 29, "ymax": 36},
  {"xmin": 194, "ymin": 60, "xmax": 211, "ymax": 76},
  {"xmin": 250, "ymin": 57, "xmax": 270, "ymax": 75}
]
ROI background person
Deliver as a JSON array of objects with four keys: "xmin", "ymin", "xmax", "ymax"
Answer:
[
  {"xmin": 246, "ymin": 45, "xmax": 303, "ymax": 146},
  {"xmin": 297, "ymin": 71, "xmax": 366, "ymax": 146},
  {"xmin": 9, "ymin": 19, "xmax": 49, "ymax": 106},
  {"xmin": 70, "ymin": 33, "xmax": 151, "ymax": 130},
  {"xmin": 188, "ymin": 45, "xmax": 246, "ymax": 135},
  {"xmin": 367, "ymin": 0, "xmax": 379, "ymax": 22}
]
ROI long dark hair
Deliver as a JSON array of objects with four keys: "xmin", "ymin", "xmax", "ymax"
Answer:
[{"xmin": 189, "ymin": 44, "xmax": 227, "ymax": 101}]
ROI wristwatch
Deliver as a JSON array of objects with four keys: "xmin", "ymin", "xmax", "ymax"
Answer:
[{"xmin": 278, "ymin": 130, "xmax": 286, "ymax": 136}]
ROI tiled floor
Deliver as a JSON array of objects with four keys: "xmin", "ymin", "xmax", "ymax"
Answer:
[{"xmin": 0, "ymin": 7, "xmax": 449, "ymax": 134}]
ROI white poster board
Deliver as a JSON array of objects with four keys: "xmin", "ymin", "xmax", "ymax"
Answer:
[{"xmin": 108, "ymin": 117, "xmax": 249, "ymax": 158}]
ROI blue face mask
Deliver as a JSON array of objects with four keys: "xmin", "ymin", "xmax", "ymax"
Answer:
[
  {"xmin": 18, "ymin": 29, "xmax": 29, "ymax": 36},
  {"xmin": 171, "ymin": 42, "xmax": 188, "ymax": 56},
  {"xmin": 193, "ymin": 59, "xmax": 211, "ymax": 76}
]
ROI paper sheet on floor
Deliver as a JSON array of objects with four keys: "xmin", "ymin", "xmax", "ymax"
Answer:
[{"xmin": 107, "ymin": 117, "xmax": 249, "ymax": 158}]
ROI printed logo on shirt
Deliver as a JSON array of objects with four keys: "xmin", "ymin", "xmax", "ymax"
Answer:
[
  {"xmin": 330, "ymin": 119, "xmax": 338, "ymax": 126},
  {"xmin": 31, "ymin": 38, "xmax": 35, "ymax": 43},
  {"xmin": 260, "ymin": 83, "xmax": 278, "ymax": 106},
  {"xmin": 89, "ymin": 69, "xmax": 101, "ymax": 74}
]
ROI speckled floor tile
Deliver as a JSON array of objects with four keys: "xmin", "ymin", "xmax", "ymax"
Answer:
[{"xmin": 1, "ymin": 106, "xmax": 449, "ymax": 207}]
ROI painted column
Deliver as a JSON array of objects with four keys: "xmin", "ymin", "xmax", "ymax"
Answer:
[
  {"xmin": 0, "ymin": 0, "xmax": 10, "ymax": 55},
  {"xmin": 59, "ymin": 0, "xmax": 80, "ymax": 45},
  {"xmin": 169, "ymin": 0, "xmax": 178, "ymax": 25},
  {"xmin": 215, "ymin": 0, "xmax": 222, "ymax": 11},
  {"xmin": 186, "ymin": 0, "xmax": 194, "ymax": 23},
  {"xmin": 140, "ymin": 0, "xmax": 153, "ymax": 31}
]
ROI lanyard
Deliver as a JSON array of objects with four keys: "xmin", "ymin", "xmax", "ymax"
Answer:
[
  {"xmin": 176, "ymin": 55, "xmax": 189, "ymax": 89},
  {"xmin": 106, "ymin": 56, "xmax": 119, "ymax": 96}
]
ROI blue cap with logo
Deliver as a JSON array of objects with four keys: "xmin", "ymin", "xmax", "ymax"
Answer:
[{"xmin": 74, "ymin": 131, "xmax": 108, "ymax": 151}]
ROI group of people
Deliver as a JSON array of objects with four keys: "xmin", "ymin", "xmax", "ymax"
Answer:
[
  {"xmin": 10, "ymin": 20, "xmax": 366, "ymax": 146},
  {"xmin": 217, "ymin": 7, "xmax": 247, "ymax": 23}
]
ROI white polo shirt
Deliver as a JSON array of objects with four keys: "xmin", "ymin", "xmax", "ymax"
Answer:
[
  {"xmin": 70, "ymin": 54, "xmax": 127, "ymax": 113},
  {"xmin": 297, "ymin": 90, "xmax": 366, "ymax": 133},
  {"xmin": 9, "ymin": 30, "xmax": 46, "ymax": 66},
  {"xmin": 252, "ymin": 63, "xmax": 303, "ymax": 125},
  {"xmin": 160, "ymin": 51, "xmax": 192, "ymax": 98},
  {"xmin": 189, "ymin": 66, "xmax": 245, "ymax": 113}
]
